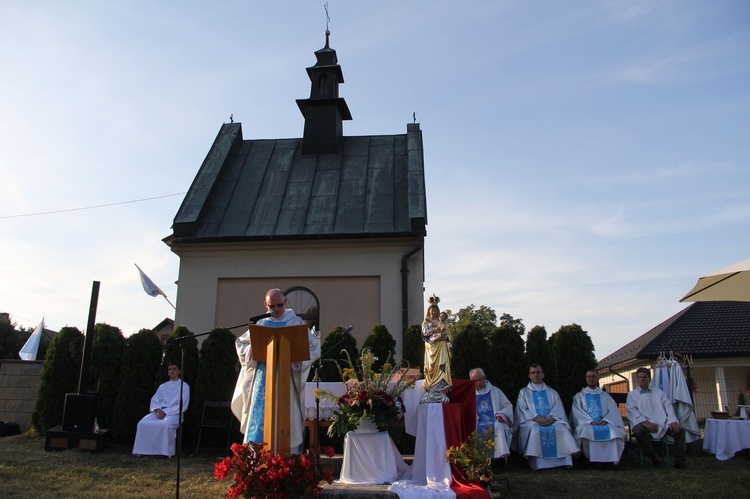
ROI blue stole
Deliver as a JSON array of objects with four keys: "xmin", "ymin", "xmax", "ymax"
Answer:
[
  {"xmin": 244, "ymin": 319, "xmax": 288, "ymax": 444},
  {"xmin": 476, "ymin": 391, "xmax": 495, "ymax": 452},
  {"xmin": 585, "ymin": 393, "xmax": 611, "ymax": 441},
  {"xmin": 533, "ymin": 390, "xmax": 558, "ymax": 458}
]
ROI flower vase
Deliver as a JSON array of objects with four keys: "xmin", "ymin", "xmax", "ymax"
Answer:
[{"xmin": 353, "ymin": 417, "xmax": 379, "ymax": 433}]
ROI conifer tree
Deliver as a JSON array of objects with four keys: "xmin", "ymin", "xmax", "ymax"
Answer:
[
  {"xmin": 550, "ymin": 323, "xmax": 597, "ymax": 413},
  {"xmin": 31, "ymin": 327, "xmax": 83, "ymax": 432},
  {"xmin": 112, "ymin": 329, "xmax": 163, "ymax": 444},
  {"xmin": 318, "ymin": 325, "xmax": 358, "ymax": 382},
  {"xmin": 362, "ymin": 324, "xmax": 396, "ymax": 371},
  {"xmin": 90, "ymin": 323, "xmax": 125, "ymax": 430},
  {"xmin": 486, "ymin": 314, "xmax": 526, "ymax": 398}
]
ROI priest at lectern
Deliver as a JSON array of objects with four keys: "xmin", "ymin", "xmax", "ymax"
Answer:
[{"xmin": 231, "ymin": 288, "xmax": 320, "ymax": 453}]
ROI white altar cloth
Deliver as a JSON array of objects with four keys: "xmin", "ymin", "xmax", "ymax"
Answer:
[
  {"xmin": 703, "ymin": 418, "xmax": 750, "ymax": 460},
  {"xmin": 389, "ymin": 404, "xmax": 456, "ymax": 499},
  {"xmin": 339, "ymin": 432, "xmax": 408, "ymax": 484}
]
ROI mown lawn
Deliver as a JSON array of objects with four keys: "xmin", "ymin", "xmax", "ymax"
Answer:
[{"xmin": 1, "ymin": 433, "xmax": 748, "ymax": 498}]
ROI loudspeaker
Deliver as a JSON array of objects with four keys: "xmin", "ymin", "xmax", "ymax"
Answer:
[{"xmin": 62, "ymin": 393, "xmax": 97, "ymax": 432}]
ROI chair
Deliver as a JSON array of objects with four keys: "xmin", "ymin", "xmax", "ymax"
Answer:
[
  {"xmin": 194, "ymin": 400, "xmax": 233, "ymax": 456},
  {"xmin": 635, "ymin": 431, "xmax": 671, "ymax": 467}
]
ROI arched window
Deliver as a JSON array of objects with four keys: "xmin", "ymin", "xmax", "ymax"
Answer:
[{"xmin": 284, "ymin": 287, "xmax": 320, "ymax": 335}]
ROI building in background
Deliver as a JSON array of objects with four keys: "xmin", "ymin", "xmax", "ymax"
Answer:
[
  {"xmin": 597, "ymin": 301, "xmax": 750, "ymax": 419},
  {"xmin": 166, "ymin": 33, "xmax": 427, "ymax": 355}
]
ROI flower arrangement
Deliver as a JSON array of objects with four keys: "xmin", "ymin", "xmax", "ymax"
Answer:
[
  {"xmin": 315, "ymin": 348, "xmax": 417, "ymax": 437},
  {"xmin": 214, "ymin": 442, "xmax": 334, "ymax": 499},
  {"xmin": 445, "ymin": 428, "xmax": 495, "ymax": 486}
]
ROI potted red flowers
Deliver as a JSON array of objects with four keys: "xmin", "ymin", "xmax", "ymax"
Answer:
[{"xmin": 215, "ymin": 442, "xmax": 334, "ymax": 498}]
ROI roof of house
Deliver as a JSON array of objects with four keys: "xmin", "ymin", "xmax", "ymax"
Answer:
[
  {"xmin": 171, "ymin": 124, "xmax": 427, "ymax": 243},
  {"xmin": 597, "ymin": 301, "xmax": 750, "ymax": 370},
  {"xmin": 170, "ymin": 34, "xmax": 427, "ymax": 244}
]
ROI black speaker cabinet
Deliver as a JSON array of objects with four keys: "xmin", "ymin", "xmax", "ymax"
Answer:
[{"xmin": 62, "ymin": 393, "xmax": 97, "ymax": 432}]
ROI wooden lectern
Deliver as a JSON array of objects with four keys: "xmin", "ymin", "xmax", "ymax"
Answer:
[{"xmin": 249, "ymin": 324, "xmax": 310, "ymax": 454}]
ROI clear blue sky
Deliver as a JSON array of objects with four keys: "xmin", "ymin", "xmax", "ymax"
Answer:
[{"xmin": 1, "ymin": 1, "xmax": 748, "ymax": 359}]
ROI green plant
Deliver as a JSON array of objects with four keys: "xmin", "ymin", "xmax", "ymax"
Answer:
[
  {"xmin": 31, "ymin": 326, "xmax": 83, "ymax": 433},
  {"xmin": 214, "ymin": 442, "xmax": 334, "ymax": 498},
  {"xmin": 445, "ymin": 428, "xmax": 495, "ymax": 486},
  {"xmin": 316, "ymin": 349, "xmax": 416, "ymax": 437}
]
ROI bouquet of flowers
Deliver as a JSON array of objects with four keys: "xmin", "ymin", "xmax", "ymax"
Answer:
[
  {"xmin": 315, "ymin": 348, "xmax": 417, "ymax": 437},
  {"xmin": 445, "ymin": 428, "xmax": 494, "ymax": 486},
  {"xmin": 214, "ymin": 442, "xmax": 334, "ymax": 499}
]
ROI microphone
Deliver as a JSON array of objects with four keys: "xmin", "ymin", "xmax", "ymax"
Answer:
[
  {"xmin": 343, "ymin": 325, "xmax": 354, "ymax": 335},
  {"xmin": 249, "ymin": 312, "xmax": 273, "ymax": 324}
]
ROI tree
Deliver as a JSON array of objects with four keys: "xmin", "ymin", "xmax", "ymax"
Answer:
[
  {"xmin": 112, "ymin": 329, "xmax": 163, "ymax": 444},
  {"xmin": 486, "ymin": 313, "xmax": 527, "ymax": 398},
  {"xmin": 0, "ymin": 313, "xmax": 32, "ymax": 360},
  {"xmin": 362, "ymin": 324, "xmax": 396, "ymax": 371},
  {"xmin": 450, "ymin": 304, "xmax": 497, "ymax": 340},
  {"xmin": 524, "ymin": 325, "xmax": 556, "ymax": 387},
  {"xmin": 194, "ymin": 328, "xmax": 238, "ymax": 410},
  {"xmin": 318, "ymin": 325, "xmax": 358, "ymax": 382},
  {"xmin": 550, "ymin": 323, "xmax": 597, "ymax": 413},
  {"xmin": 89, "ymin": 323, "xmax": 125, "ymax": 430},
  {"xmin": 401, "ymin": 324, "xmax": 424, "ymax": 370},
  {"xmin": 162, "ymin": 325, "xmax": 199, "ymax": 387},
  {"xmin": 31, "ymin": 326, "xmax": 83, "ymax": 433},
  {"xmin": 450, "ymin": 323, "xmax": 489, "ymax": 381}
]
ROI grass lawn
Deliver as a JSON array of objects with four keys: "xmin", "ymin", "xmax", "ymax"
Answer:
[{"xmin": 1, "ymin": 433, "xmax": 749, "ymax": 498}]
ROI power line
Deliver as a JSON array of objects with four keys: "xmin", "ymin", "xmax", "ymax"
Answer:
[{"xmin": 0, "ymin": 192, "xmax": 186, "ymax": 219}]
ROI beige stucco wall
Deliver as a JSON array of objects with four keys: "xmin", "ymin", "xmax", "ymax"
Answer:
[
  {"xmin": 170, "ymin": 237, "xmax": 424, "ymax": 357},
  {"xmin": 0, "ymin": 360, "xmax": 43, "ymax": 431}
]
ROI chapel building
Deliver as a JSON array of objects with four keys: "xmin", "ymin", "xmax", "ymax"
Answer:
[{"xmin": 165, "ymin": 32, "xmax": 427, "ymax": 355}]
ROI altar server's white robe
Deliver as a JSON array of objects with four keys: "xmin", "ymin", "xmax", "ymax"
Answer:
[
  {"xmin": 133, "ymin": 379, "xmax": 190, "ymax": 457},
  {"xmin": 570, "ymin": 387, "xmax": 625, "ymax": 464},
  {"xmin": 512, "ymin": 382, "xmax": 579, "ymax": 470}
]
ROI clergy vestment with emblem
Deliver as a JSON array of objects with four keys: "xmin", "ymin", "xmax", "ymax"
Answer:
[
  {"xmin": 476, "ymin": 380, "xmax": 513, "ymax": 458},
  {"xmin": 512, "ymin": 382, "xmax": 579, "ymax": 470},
  {"xmin": 570, "ymin": 387, "xmax": 626, "ymax": 464}
]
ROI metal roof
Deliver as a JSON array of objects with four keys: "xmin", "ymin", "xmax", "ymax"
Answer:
[{"xmin": 171, "ymin": 122, "xmax": 427, "ymax": 242}]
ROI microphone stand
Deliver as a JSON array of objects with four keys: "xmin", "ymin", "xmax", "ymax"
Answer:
[
  {"xmin": 165, "ymin": 317, "xmax": 262, "ymax": 498},
  {"xmin": 314, "ymin": 326, "xmax": 353, "ymax": 472}
]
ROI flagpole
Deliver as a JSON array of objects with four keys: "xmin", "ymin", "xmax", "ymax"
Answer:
[{"xmin": 162, "ymin": 295, "xmax": 176, "ymax": 310}]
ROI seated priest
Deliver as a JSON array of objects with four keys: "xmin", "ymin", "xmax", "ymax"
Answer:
[
  {"xmin": 470, "ymin": 367, "xmax": 513, "ymax": 461},
  {"xmin": 132, "ymin": 362, "xmax": 190, "ymax": 457},
  {"xmin": 512, "ymin": 363, "xmax": 580, "ymax": 470},
  {"xmin": 570, "ymin": 370, "xmax": 626, "ymax": 466}
]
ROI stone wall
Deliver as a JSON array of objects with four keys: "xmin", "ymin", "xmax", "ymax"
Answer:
[{"xmin": 0, "ymin": 359, "xmax": 43, "ymax": 432}]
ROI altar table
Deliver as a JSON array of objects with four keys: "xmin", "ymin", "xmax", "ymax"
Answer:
[
  {"xmin": 339, "ymin": 431, "xmax": 408, "ymax": 484},
  {"xmin": 702, "ymin": 418, "xmax": 750, "ymax": 460}
]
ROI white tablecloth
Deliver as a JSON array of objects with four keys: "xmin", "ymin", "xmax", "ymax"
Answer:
[
  {"xmin": 389, "ymin": 404, "xmax": 456, "ymax": 498},
  {"xmin": 339, "ymin": 431, "xmax": 408, "ymax": 484},
  {"xmin": 702, "ymin": 418, "xmax": 750, "ymax": 460}
]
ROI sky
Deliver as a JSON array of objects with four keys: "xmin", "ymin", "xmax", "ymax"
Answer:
[{"xmin": 1, "ymin": 0, "xmax": 749, "ymax": 360}]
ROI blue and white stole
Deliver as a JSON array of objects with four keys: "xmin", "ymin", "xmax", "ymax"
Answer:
[
  {"xmin": 476, "ymin": 391, "xmax": 494, "ymax": 457},
  {"xmin": 532, "ymin": 389, "xmax": 557, "ymax": 458},
  {"xmin": 244, "ymin": 319, "xmax": 288, "ymax": 444},
  {"xmin": 585, "ymin": 393, "xmax": 611, "ymax": 441}
]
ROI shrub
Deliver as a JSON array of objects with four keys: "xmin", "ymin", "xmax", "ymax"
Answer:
[
  {"xmin": 31, "ymin": 327, "xmax": 83, "ymax": 433},
  {"xmin": 111, "ymin": 329, "xmax": 163, "ymax": 444},
  {"xmin": 89, "ymin": 323, "xmax": 125, "ymax": 430},
  {"xmin": 361, "ymin": 324, "xmax": 395, "ymax": 371}
]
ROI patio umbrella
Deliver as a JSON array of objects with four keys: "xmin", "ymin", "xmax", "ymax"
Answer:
[{"xmin": 680, "ymin": 257, "xmax": 750, "ymax": 302}]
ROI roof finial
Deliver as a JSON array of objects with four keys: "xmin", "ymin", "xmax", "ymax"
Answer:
[{"xmin": 324, "ymin": 2, "xmax": 331, "ymax": 46}]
